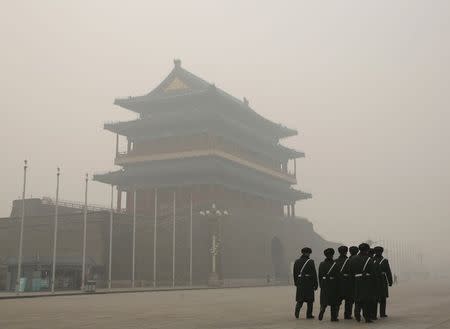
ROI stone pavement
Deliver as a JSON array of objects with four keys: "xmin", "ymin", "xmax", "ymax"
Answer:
[
  {"xmin": 0, "ymin": 285, "xmax": 210, "ymax": 300},
  {"xmin": 1, "ymin": 280, "xmax": 449, "ymax": 329}
]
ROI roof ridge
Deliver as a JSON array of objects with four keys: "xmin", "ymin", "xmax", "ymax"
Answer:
[
  {"xmin": 113, "ymin": 60, "xmax": 297, "ymax": 138},
  {"xmin": 177, "ymin": 65, "xmax": 212, "ymax": 89}
]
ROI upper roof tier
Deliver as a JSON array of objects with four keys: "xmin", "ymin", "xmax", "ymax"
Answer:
[{"xmin": 114, "ymin": 59, "xmax": 297, "ymax": 139}]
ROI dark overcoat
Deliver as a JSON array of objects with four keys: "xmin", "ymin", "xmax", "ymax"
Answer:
[
  {"xmin": 318, "ymin": 258, "xmax": 340, "ymax": 306},
  {"xmin": 348, "ymin": 254, "xmax": 375, "ymax": 302},
  {"xmin": 370, "ymin": 257, "xmax": 381, "ymax": 301},
  {"xmin": 293, "ymin": 255, "xmax": 318, "ymax": 302},
  {"xmin": 335, "ymin": 255, "xmax": 353, "ymax": 299},
  {"xmin": 374, "ymin": 256, "xmax": 393, "ymax": 299}
]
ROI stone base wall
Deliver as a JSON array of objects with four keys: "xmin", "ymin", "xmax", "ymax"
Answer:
[{"xmin": 0, "ymin": 195, "xmax": 337, "ymax": 291}]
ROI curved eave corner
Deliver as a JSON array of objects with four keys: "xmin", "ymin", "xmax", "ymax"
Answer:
[
  {"xmin": 113, "ymin": 97, "xmax": 141, "ymax": 112},
  {"xmin": 93, "ymin": 170, "xmax": 124, "ymax": 185},
  {"xmin": 104, "ymin": 122, "xmax": 119, "ymax": 134},
  {"xmin": 297, "ymin": 190, "xmax": 312, "ymax": 200},
  {"xmin": 279, "ymin": 127, "xmax": 298, "ymax": 139},
  {"xmin": 280, "ymin": 145, "xmax": 304, "ymax": 159}
]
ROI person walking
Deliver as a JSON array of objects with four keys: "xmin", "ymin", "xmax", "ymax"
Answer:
[
  {"xmin": 293, "ymin": 247, "xmax": 318, "ymax": 319},
  {"xmin": 349, "ymin": 243, "xmax": 376, "ymax": 323},
  {"xmin": 368, "ymin": 248, "xmax": 380, "ymax": 321},
  {"xmin": 373, "ymin": 246, "xmax": 393, "ymax": 318},
  {"xmin": 347, "ymin": 245, "xmax": 359, "ymax": 318},
  {"xmin": 318, "ymin": 248, "xmax": 340, "ymax": 322},
  {"xmin": 335, "ymin": 246, "xmax": 353, "ymax": 319}
]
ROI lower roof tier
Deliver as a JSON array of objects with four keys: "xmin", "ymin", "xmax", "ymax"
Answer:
[{"xmin": 93, "ymin": 156, "xmax": 311, "ymax": 202}]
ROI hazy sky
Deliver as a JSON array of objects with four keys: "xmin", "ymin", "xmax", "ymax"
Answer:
[{"xmin": 1, "ymin": 1, "xmax": 449, "ymax": 267}]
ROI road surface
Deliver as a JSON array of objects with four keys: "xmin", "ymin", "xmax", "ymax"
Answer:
[{"xmin": 1, "ymin": 280, "xmax": 449, "ymax": 329}]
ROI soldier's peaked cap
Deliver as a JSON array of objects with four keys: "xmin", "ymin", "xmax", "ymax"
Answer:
[
  {"xmin": 374, "ymin": 246, "xmax": 384, "ymax": 253},
  {"xmin": 301, "ymin": 247, "xmax": 312, "ymax": 254},
  {"xmin": 338, "ymin": 245, "xmax": 348, "ymax": 254},
  {"xmin": 324, "ymin": 248, "xmax": 335, "ymax": 257},
  {"xmin": 358, "ymin": 243, "xmax": 370, "ymax": 252},
  {"xmin": 349, "ymin": 246, "xmax": 359, "ymax": 255}
]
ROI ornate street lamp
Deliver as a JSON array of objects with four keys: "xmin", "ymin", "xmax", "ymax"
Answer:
[{"xmin": 199, "ymin": 203, "xmax": 229, "ymax": 287}]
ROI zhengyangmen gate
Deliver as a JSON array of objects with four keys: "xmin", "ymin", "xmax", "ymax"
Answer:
[{"xmin": 0, "ymin": 60, "xmax": 336, "ymax": 291}]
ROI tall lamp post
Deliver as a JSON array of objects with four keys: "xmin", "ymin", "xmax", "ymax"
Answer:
[
  {"xmin": 51, "ymin": 167, "xmax": 61, "ymax": 293},
  {"xmin": 16, "ymin": 160, "xmax": 28, "ymax": 294},
  {"xmin": 108, "ymin": 185, "xmax": 114, "ymax": 289},
  {"xmin": 199, "ymin": 203, "xmax": 229, "ymax": 287},
  {"xmin": 81, "ymin": 173, "xmax": 88, "ymax": 291}
]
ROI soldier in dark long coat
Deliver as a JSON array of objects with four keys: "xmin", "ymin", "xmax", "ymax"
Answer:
[
  {"xmin": 368, "ymin": 248, "xmax": 380, "ymax": 321},
  {"xmin": 349, "ymin": 243, "xmax": 376, "ymax": 323},
  {"xmin": 335, "ymin": 246, "xmax": 353, "ymax": 319},
  {"xmin": 318, "ymin": 248, "xmax": 340, "ymax": 321},
  {"xmin": 293, "ymin": 247, "xmax": 318, "ymax": 319},
  {"xmin": 347, "ymin": 246, "xmax": 359, "ymax": 318},
  {"xmin": 373, "ymin": 246, "xmax": 393, "ymax": 317}
]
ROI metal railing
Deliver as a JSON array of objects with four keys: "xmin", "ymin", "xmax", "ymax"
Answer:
[{"xmin": 41, "ymin": 197, "xmax": 117, "ymax": 213}]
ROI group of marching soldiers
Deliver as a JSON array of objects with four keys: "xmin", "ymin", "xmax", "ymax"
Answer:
[{"xmin": 293, "ymin": 243, "xmax": 393, "ymax": 323}]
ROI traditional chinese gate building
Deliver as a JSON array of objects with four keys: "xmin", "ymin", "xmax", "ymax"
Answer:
[{"xmin": 93, "ymin": 60, "xmax": 333, "ymax": 286}]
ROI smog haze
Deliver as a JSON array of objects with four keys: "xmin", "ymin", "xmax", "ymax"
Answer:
[{"xmin": 1, "ymin": 0, "xmax": 450, "ymax": 272}]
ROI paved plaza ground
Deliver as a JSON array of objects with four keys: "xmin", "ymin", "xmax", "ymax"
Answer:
[{"xmin": 1, "ymin": 280, "xmax": 449, "ymax": 329}]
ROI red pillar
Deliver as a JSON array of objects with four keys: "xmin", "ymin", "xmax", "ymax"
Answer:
[{"xmin": 117, "ymin": 188, "xmax": 122, "ymax": 212}]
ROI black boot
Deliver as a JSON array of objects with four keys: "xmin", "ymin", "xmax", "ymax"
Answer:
[
  {"xmin": 331, "ymin": 305, "xmax": 339, "ymax": 321},
  {"xmin": 344, "ymin": 299, "xmax": 353, "ymax": 319},
  {"xmin": 295, "ymin": 302, "xmax": 301, "ymax": 319},
  {"xmin": 380, "ymin": 299, "xmax": 388, "ymax": 317},
  {"xmin": 363, "ymin": 304, "xmax": 373, "ymax": 323},
  {"xmin": 372, "ymin": 301, "xmax": 378, "ymax": 320},
  {"xmin": 318, "ymin": 306, "xmax": 325, "ymax": 321},
  {"xmin": 354, "ymin": 302, "xmax": 361, "ymax": 322},
  {"xmin": 306, "ymin": 301, "xmax": 314, "ymax": 319}
]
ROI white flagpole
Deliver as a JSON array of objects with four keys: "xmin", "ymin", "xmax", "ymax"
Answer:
[
  {"xmin": 394, "ymin": 240, "xmax": 398, "ymax": 275},
  {"xmin": 211, "ymin": 234, "xmax": 217, "ymax": 274},
  {"xmin": 51, "ymin": 167, "xmax": 60, "ymax": 293},
  {"xmin": 153, "ymin": 188, "xmax": 157, "ymax": 288},
  {"xmin": 189, "ymin": 192, "xmax": 193, "ymax": 286},
  {"xmin": 108, "ymin": 185, "xmax": 114, "ymax": 289},
  {"xmin": 81, "ymin": 173, "xmax": 88, "ymax": 291},
  {"xmin": 172, "ymin": 190, "xmax": 176, "ymax": 287},
  {"xmin": 384, "ymin": 239, "xmax": 387, "ymax": 257},
  {"xmin": 400, "ymin": 241, "xmax": 403, "ymax": 274},
  {"xmin": 16, "ymin": 160, "xmax": 28, "ymax": 294},
  {"xmin": 132, "ymin": 188, "xmax": 136, "ymax": 288}
]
